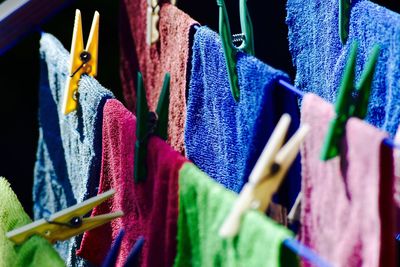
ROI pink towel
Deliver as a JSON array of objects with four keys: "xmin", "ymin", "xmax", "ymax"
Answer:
[
  {"xmin": 300, "ymin": 94, "xmax": 396, "ymax": 267},
  {"xmin": 76, "ymin": 99, "xmax": 189, "ymax": 266},
  {"xmin": 120, "ymin": 2, "xmax": 198, "ymax": 153}
]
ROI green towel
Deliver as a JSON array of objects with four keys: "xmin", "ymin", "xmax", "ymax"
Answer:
[
  {"xmin": 0, "ymin": 177, "xmax": 65, "ymax": 267},
  {"xmin": 174, "ymin": 163, "xmax": 299, "ymax": 267}
]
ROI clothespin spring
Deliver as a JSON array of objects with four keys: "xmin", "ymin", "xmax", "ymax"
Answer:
[
  {"xmin": 232, "ymin": 33, "xmax": 246, "ymax": 47},
  {"xmin": 43, "ymin": 216, "xmax": 83, "ymax": 229},
  {"xmin": 69, "ymin": 51, "xmax": 93, "ymax": 101},
  {"xmin": 70, "ymin": 51, "xmax": 92, "ymax": 78}
]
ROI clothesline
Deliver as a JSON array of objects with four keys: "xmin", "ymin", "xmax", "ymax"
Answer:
[
  {"xmin": 277, "ymin": 79, "xmax": 400, "ymax": 150},
  {"xmin": 283, "ymin": 239, "xmax": 332, "ymax": 267}
]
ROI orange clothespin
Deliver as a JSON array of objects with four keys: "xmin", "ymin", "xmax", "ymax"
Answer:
[
  {"xmin": 6, "ymin": 190, "xmax": 123, "ymax": 244},
  {"xmin": 62, "ymin": 9, "xmax": 99, "ymax": 114},
  {"xmin": 219, "ymin": 114, "xmax": 310, "ymax": 238}
]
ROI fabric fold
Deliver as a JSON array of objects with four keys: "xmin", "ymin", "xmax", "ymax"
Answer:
[
  {"xmin": 77, "ymin": 99, "xmax": 188, "ymax": 267},
  {"xmin": 34, "ymin": 33, "xmax": 114, "ymax": 266},
  {"xmin": 299, "ymin": 93, "xmax": 395, "ymax": 267},
  {"xmin": 120, "ymin": 2, "xmax": 198, "ymax": 153}
]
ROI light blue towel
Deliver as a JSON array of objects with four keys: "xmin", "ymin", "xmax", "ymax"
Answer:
[
  {"xmin": 33, "ymin": 33, "xmax": 114, "ymax": 266},
  {"xmin": 287, "ymin": 0, "xmax": 400, "ymax": 136},
  {"xmin": 184, "ymin": 26, "xmax": 301, "ymax": 209}
]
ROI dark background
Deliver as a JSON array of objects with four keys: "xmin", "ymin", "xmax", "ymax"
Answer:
[{"xmin": 0, "ymin": 0, "xmax": 398, "ymax": 217}]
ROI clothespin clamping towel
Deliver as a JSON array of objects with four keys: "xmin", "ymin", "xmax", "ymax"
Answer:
[
  {"xmin": 6, "ymin": 190, "xmax": 123, "ymax": 244},
  {"xmin": 320, "ymin": 41, "xmax": 380, "ymax": 160},
  {"xmin": 134, "ymin": 72, "xmax": 170, "ymax": 183},
  {"xmin": 62, "ymin": 9, "xmax": 99, "ymax": 114},
  {"xmin": 216, "ymin": 0, "xmax": 254, "ymax": 101},
  {"xmin": 219, "ymin": 114, "xmax": 310, "ymax": 238}
]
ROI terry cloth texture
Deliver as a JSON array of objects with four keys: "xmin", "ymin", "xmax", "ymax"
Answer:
[
  {"xmin": 120, "ymin": 1, "xmax": 198, "ymax": 153},
  {"xmin": 300, "ymin": 94, "xmax": 396, "ymax": 267},
  {"xmin": 0, "ymin": 177, "xmax": 64, "ymax": 267},
  {"xmin": 33, "ymin": 33, "xmax": 114, "ymax": 266},
  {"xmin": 77, "ymin": 99, "xmax": 189, "ymax": 266},
  {"xmin": 287, "ymin": 0, "xmax": 400, "ymax": 136},
  {"xmin": 184, "ymin": 26, "xmax": 301, "ymax": 209},
  {"xmin": 174, "ymin": 163, "xmax": 299, "ymax": 267}
]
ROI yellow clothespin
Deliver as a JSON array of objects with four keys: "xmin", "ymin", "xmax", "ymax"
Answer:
[
  {"xmin": 62, "ymin": 9, "xmax": 99, "ymax": 115},
  {"xmin": 6, "ymin": 189, "xmax": 123, "ymax": 244},
  {"xmin": 219, "ymin": 114, "xmax": 310, "ymax": 238},
  {"xmin": 146, "ymin": 0, "xmax": 176, "ymax": 45}
]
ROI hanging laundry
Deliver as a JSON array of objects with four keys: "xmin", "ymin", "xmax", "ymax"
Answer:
[
  {"xmin": 174, "ymin": 163, "xmax": 299, "ymax": 267},
  {"xmin": 33, "ymin": 33, "xmax": 114, "ymax": 266},
  {"xmin": 0, "ymin": 177, "xmax": 64, "ymax": 267},
  {"xmin": 286, "ymin": 0, "xmax": 400, "ymax": 136},
  {"xmin": 77, "ymin": 99, "xmax": 188, "ymax": 266},
  {"xmin": 184, "ymin": 26, "xmax": 301, "ymax": 210},
  {"xmin": 120, "ymin": 1, "xmax": 198, "ymax": 153},
  {"xmin": 299, "ymin": 93, "xmax": 395, "ymax": 267}
]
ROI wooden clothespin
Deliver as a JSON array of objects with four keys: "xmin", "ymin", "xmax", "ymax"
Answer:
[
  {"xmin": 146, "ymin": 0, "xmax": 176, "ymax": 45},
  {"xmin": 219, "ymin": 114, "xmax": 310, "ymax": 238},
  {"xmin": 6, "ymin": 190, "xmax": 123, "ymax": 244},
  {"xmin": 62, "ymin": 9, "xmax": 99, "ymax": 115},
  {"xmin": 320, "ymin": 41, "xmax": 380, "ymax": 160},
  {"xmin": 134, "ymin": 72, "xmax": 170, "ymax": 183}
]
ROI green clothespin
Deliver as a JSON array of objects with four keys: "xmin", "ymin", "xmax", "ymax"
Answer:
[
  {"xmin": 339, "ymin": 0, "xmax": 351, "ymax": 44},
  {"xmin": 154, "ymin": 74, "xmax": 170, "ymax": 140},
  {"xmin": 320, "ymin": 42, "xmax": 380, "ymax": 160},
  {"xmin": 134, "ymin": 72, "xmax": 170, "ymax": 182},
  {"xmin": 217, "ymin": 0, "xmax": 254, "ymax": 101}
]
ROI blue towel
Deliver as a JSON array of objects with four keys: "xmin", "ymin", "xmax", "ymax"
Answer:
[
  {"xmin": 287, "ymin": 0, "xmax": 400, "ymax": 136},
  {"xmin": 33, "ymin": 33, "xmax": 114, "ymax": 266},
  {"xmin": 184, "ymin": 26, "xmax": 301, "ymax": 209}
]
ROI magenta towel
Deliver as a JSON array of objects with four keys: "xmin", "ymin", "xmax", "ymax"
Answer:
[
  {"xmin": 76, "ymin": 99, "xmax": 189, "ymax": 266},
  {"xmin": 120, "ymin": 2, "xmax": 198, "ymax": 153},
  {"xmin": 300, "ymin": 94, "xmax": 396, "ymax": 267}
]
